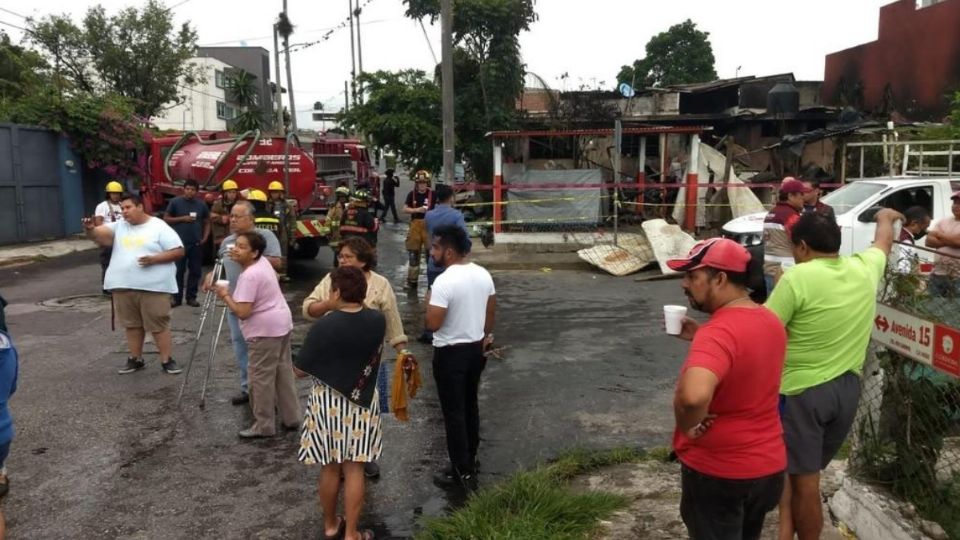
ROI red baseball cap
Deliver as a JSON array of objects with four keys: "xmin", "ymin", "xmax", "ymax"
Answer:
[
  {"xmin": 780, "ymin": 177, "xmax": 812, "ymax": 194},
  {"xmin": 667, "ymin": 238, "xmax": 752, "ymax": 273},
  {"xmin": 951, "ymin": 190, "xmax": 960, "ymax": 201}
]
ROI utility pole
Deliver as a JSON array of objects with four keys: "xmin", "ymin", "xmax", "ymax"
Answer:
[
  {"xmin": 344, "ymin": 80, "xmax": 350, "ymax": 114},
  {"xmin": 440, "ymin": 0, "xmax": 455, "ymax": 184},
  {"xmin": 355, "ymin": 2, "xmax": 364, "ymax": 104},
  {"xmin": 348, "ymin": 0, "xmax": 357, "ymax": 106},
  {"xmin": 283, "ymin": 0, "xmax": 298, "ymax": 132},
  {"xmin": 273, "ymin": 24, "xmax": 283, "ymax": 133}
]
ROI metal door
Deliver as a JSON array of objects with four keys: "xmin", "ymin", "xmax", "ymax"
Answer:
[{"xmin": 0, "ymin": 124, "xmax": 64, "ymax": 245}]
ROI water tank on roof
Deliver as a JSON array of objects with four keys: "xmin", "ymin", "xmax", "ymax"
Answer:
[{"xmin": 767, "ymin": 83, "xmax": 799, "ymax": 115}]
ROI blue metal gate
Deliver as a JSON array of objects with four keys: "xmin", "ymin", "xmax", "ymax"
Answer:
[{"xmin": 0, "ymin": 124, "xmax": 65, "ymax": 245}]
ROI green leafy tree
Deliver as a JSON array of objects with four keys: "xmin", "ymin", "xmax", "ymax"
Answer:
[
  {"xmin": 0, "ymin": 32, "xmax": 47, "ymax": 100},
  {"xmin": 225, "ymin": 70, "xmax": 266, "ymax": 133},
  {"xmin": 339, "ymin": 70, "xmax": 443, "ymax": 172},
  {"xmin": 402, "ymin": 0, "xmax": 537, "ymax": 183},
  {"xmin": 27, "ymin": 0, "xmax": 199, "ymax": 118},
  {"xmin": 617, "ymin": 19, "xmax": 717, "ymax": 88}
]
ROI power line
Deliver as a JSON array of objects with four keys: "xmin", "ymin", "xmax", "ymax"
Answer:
[
  {"xmin": 0, "ymin": 7, "xmax": 26, "ymax": 19},
  {"xmin": 0, "ymin": 19, "xmax": 27, "ymax": 32},
  {"xmin": 287, "ymin": 0, "xmax": 379, "ymax": 54},
  {"xmin": 166, "ymin": 0, "xmax": 194, "ymax": 11}
]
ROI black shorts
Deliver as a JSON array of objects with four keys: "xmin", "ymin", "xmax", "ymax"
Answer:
[
  {"xmin": 781, "ymin": 371, "xmax": 861, "ymax": 475},
  {"xmin": 680, "ymin": 464, "xmax": 783, "ymax": 540}
]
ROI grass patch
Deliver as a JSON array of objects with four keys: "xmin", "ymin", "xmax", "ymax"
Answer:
[{"xmin": 416, "ymin": 447, "xmax": 648, "ymax": 540}]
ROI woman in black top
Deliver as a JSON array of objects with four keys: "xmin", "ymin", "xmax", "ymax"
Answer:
[{"xmin": 294, "ymin": 266, "xmax": 385, "ymax": 540}]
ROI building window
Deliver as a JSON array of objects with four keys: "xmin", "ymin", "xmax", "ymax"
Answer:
[
  {"xmin": 215, "ymin": 70, "xmax": 226, "ymax": 88},
  {"xmin": 217, "ymin": 101, "xmax": 229, "ymax": 119}
]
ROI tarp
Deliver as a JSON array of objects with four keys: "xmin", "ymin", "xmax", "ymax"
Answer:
[{"xmin": 506, "ymin": 169, "xmax": 603, "ymax": 225}]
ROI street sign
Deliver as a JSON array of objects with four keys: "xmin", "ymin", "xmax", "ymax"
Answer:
[{"xmin": 871, "ymin": 303, "xmax": 960, "ymax": 377}]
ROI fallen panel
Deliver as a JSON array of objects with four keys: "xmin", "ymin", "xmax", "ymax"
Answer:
[
  {"xmin": 576, "ymin": 233, "xmax": 656, "ymax": 277},
  {"xmin": 642, "ymin": 219, "xmax": 698, "ymax": 275}
]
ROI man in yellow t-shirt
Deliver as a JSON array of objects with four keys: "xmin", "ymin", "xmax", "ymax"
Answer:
[{"xmin": 765, "ymin": 209, "xmax": 903, "ymax": 540}]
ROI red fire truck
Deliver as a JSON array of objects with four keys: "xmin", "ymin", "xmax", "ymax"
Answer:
[
  {"xmin": 140, "ymin": 130, "xmax": 332, "ymax": 259},
  {"xmin": 312, "ymin": 136, "xmax": 380, "ymax": 205}
]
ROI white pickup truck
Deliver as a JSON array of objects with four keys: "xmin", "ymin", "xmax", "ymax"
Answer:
[{"xmin": 723, "ymin": 177, "xmax": 960, "ymax": 295}]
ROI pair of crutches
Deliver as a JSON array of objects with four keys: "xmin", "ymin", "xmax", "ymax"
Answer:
[{"xmin": 177, "ymin": 258, "xmax": 229, "ymax": 408}]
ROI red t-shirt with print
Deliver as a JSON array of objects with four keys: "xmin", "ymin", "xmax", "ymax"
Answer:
[{"xmin": 672, "ymin": 305, "xmax": 787, "ymax": 479}]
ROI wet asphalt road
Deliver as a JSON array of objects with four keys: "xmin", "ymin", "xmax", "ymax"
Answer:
[{"xmin": 0, "ymin": 222, "xmax": 690, "ymax": 539}]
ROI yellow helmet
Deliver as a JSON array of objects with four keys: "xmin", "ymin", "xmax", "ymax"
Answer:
[
  {"xmin": 268, "ymin": 181, "xmax": 284, "ymax": 192},
  {"xmin": 414, "ymin": 170, "xmax": 431, "ymax": 182},
  {"xmin": 106, "ymin": 181, "xmax": 123, "ymax": 193},
  {"xmin": 222, "ymin": 179, "xmax": 239, "ymax": 191},
  {"xmin": 335, "ymin": 186, "xmax": 350, "ymax": 196},
  {"xmin": 247, "ymin": 189, "xmax": 268, "ymax": 202}
]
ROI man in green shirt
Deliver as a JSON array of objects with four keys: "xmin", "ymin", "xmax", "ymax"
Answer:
[{"xmin": 766, "ymin": 208, "xmax": 903, "ymax": 540}]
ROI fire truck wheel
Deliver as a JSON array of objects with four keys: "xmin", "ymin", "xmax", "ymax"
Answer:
[{"xmin": 289, "ymin": 239, "xmax": 320, "ymax": 260}]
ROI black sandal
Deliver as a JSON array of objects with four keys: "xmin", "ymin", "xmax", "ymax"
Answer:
[{"xmin": 322, "ymin": 515, "xmax": 345, "ymax": 540}]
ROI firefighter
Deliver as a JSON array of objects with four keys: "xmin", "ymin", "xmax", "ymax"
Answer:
[
  {"xmin": 246, "ymin": 189, "xmax": 280, "ymax": 237},
  {"xmin": 339, "ymin": 189, "xmax": 379, "ymax": 248},
  {"xmin": 210, "ymin": 179, "xmax": 240, "ymax": 250},
  {"xmin": 266, "ymin": 181, "xmax": 295, "ymax": 280},
  {"xmin": 403, "ymin": 170, "xmax": 436, "ymax": 289},
  {"xmin": 94, "ymin": 181, "xmax": 125, "ymax": 294},
  {"xmin": 327, "ymin": 185, "xmax": 351, "ymax": 267}
]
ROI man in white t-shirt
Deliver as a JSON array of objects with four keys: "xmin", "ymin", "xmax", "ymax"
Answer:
[
  {"xmin": 94, "ymin": 181, "xmax": 125, "ymax": 294},
  {"xmin": 83, "ymin": 194, "xmax": 185, "ymax": 376},
  {"xmin": 424, "ymin": 225, "xmax": 496, "ymax": 492}
]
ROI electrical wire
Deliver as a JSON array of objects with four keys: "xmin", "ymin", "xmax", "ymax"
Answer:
[
  {"xmin": 0, "ymin": 18, "xmax": 27, "ymax": 32},
  {"xmin": 0, "ymin": 7, "xmax": 26, "ymax": 19}
]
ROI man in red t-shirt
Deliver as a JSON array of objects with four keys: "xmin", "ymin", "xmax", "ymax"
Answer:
[{"xmin": 667, "ymin": 238, "xmax": 787, "ymax": 540}]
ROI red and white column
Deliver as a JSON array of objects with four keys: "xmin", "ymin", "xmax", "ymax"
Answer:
[
  {"xmin": 492, "ymin": 140, "xmax": 503, "ymax": 234},
  {"xmin": 683, "ymin": 133, "xmax": 700, "ymax": 232}
]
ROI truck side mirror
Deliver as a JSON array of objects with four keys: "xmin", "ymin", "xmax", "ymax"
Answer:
[{"xmin": 858, "ymin": 206, "xmax": 883, "ymax": 223}]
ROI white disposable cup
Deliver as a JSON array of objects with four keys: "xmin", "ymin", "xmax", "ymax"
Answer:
[
  {"xmin": 189, "ymin": 211, "xmax": 197, "ymax": 218},
  {"xmin": 215, "ymin": 279, "xmax": 229, "ymax": 289},
  {"xmin": 664, "ymin": 305, "xmax": 688, "ymax": 335}
]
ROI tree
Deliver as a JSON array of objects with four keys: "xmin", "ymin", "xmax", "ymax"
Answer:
[
  {"xmin": 225, "ymin": 70, "xmax": 266, "ymax": 133},
  {"xmin": 402, "ymin": 0, "xmax": 537, "ymax": 183},
  {"xmin": 0, "ymin": 32, "xmax": 47, "ymax": 101},
  {"xmin": 339, "ymin": 70, "xmax": 443, "ymax": 172},
  {"xmin": 27, "ymin": 0, "xmax": 199, "ymax": 118},
  {"xmin": 617, "ymin": 19, "xmax": 717, "ymax": 89}
]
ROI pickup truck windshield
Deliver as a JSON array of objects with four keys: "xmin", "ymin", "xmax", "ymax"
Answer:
[{"xmin": 821, "ymin": 183, "xmax": 886, "ymax": 215}]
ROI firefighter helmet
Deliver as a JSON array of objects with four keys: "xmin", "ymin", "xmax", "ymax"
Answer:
[
  {"xmin": 414, "ymin": 170, "xmax": 431, "ymax": 183},
  {"xmin": 350, "ymin": 189, "xmax": 371, "ymax": 202},
  {"xmin": 247, "ymin": 189, "xmax": 268, "ymax": 202},
  {"xmin": 222, "ymin": 179, "xmax": 239, "ymax": 191},
  {"xmin": 268, "ymin": 181, "xmax": 284, "ymax": 192},
  {"xmin": 335, "ymin": 186, "xmax": 350, "ymax": 197},
  {"xmin": 105, "ymin": 181, "xmax": 123, "ymax": 193}
]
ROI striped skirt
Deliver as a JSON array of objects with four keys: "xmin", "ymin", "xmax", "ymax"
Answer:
[{"xmin": 298, "ymin": 380, "xmax": 382, "ymax": 466}]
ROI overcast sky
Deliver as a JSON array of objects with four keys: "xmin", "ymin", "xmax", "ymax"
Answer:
[{"xmin": 1, "ymin": 0, "xmax": 896, "ymax": 128}]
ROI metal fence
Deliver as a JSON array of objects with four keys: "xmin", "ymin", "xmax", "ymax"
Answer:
[{"xmin": 851, "ymin": 245, "xmax": 960, "ymax": 538}]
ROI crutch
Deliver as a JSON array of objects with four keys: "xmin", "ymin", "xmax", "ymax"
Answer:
[
  {"xmin": 177, "ymin": 258, "xmax": 224, "ymax": 406},
  {"xmin": 199, "ymin": 305, "xmax": 228, "ymax": 408}
]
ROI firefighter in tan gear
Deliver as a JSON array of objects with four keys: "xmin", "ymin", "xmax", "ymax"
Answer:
[
  {"xmin": 326, "ymin": 185, "xmax": 350, "ymax": 267},
  {"xmin": 94, "ymin": 180, "xmax": 125, "ymax": 294},
  {"xmin": 266, "ymin": 181, "xmax": 295, "ymax": 280},
  {"xmin": 403, "ymin": 170, "xmax": 436, "ymax": 288},
  {"xmin": 210, "ymin": 179, "xmax": 240, "ymax": 250},
  {"xmin": 339, "ymin": 189, "xmax": 379, "ymax": 247}
]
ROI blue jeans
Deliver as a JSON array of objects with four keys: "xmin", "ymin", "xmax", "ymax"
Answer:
[
  {"xmin": 174, "ymin": 242, "xmax": 202, "ymax": 302},
  {"xmin": 227, "ymin": 311, "xmax": 249, "ymax": 393}
]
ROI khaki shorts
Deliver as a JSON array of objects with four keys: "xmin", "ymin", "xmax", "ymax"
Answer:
[
  {"xmin": 405, "ymin": 219, "xmax": 429, "ymax": 252},
  {"xmin": 113, "ymin": 290, "xmax": 172, "ymax": 333}
]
